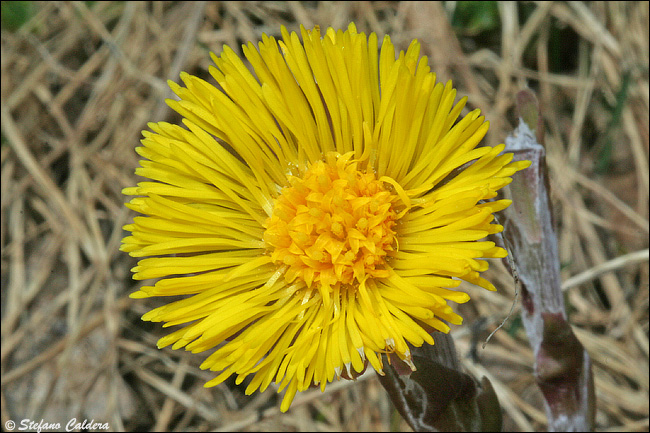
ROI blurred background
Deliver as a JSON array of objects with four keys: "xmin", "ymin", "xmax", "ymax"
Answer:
[{"xmin": 1, "ymin": 1, "xmax": 648, "ymax": 431}]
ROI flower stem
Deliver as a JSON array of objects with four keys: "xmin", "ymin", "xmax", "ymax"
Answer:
[{"xmin": 501, "ymin": 89, "xmax": 596, "ymax": 432}]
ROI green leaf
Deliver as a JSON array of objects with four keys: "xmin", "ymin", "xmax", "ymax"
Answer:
[
  {"xmin": 452, "ymin": 1, "xmax": 500, "ymax": 34},
  {"xmin": 1, "ymin": 1, "xmax": 35, "ymax": 32}
]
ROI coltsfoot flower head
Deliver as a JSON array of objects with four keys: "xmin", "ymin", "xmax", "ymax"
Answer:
[{"xmin": 122, "ymin": 23, "xmax": 530, "ymax": 412}]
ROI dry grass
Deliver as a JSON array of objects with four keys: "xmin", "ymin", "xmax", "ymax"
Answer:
[{"xmin": 1, "ymin": 1, "xmax": 647, "ymax": 431}]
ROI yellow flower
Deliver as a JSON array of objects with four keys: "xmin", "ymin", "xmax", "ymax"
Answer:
[{"xmin": 122, "ymin": 23, "xmax": 530, "ymax": 412}]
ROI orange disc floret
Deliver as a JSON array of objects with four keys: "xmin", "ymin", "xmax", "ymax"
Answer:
[{"xmin": 264, "ymin": 152, "xmax": 399, "ymax": 298}]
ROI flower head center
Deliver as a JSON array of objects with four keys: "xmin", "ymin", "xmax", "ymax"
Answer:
[{"xmin": 264, "ymin": 153, "xmax": 397, "ymax": 290}]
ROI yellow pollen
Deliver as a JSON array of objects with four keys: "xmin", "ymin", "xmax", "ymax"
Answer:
[{"xmin": 264, "ymin": 153, "xmax": 399, "ymax": 292}]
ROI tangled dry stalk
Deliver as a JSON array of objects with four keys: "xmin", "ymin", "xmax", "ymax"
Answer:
[{"xmin": 1, "ymin": 2, "xmax": 648, "ymax": 431}]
